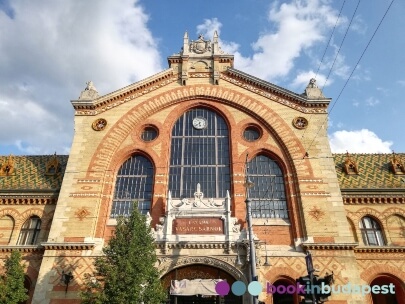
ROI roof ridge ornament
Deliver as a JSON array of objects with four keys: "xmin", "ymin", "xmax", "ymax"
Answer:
[
  {"xmin": 0, "ymin": 154, "xmax": 15, "ymax": 176},
  {"xmin": 343, "ymin": 151, "xmax": 359, "ymax": 175},
  {"xmin": 391, "ymin": 151, "xmax": 405, "ymax": 175},
  {"xmin": 78, "ymin": 80, "xmax": 99, "ymax": 100},
  {"xmin": 303, "ymin": 78, "xmax": 326, "ymax": 99}
]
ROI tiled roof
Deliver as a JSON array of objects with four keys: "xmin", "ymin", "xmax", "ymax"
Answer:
[
  {"xmin": 0, "ymin": 155, "xmax": 68, "ymax": 192},
  {"xmin": 1, "ymin": 154, "xmax": 404, "ymax": 192},
  {"xmin": 333, "ymin": 153, "xmax": 405, "ymax": 190}
]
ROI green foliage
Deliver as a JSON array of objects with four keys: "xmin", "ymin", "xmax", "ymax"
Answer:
[
  {"xmin": 0, "ymin": 250, "xmax": 28, "ymax": 304},
  {"xmin": 80, "ymin": 206, "xmax": 166, "ymax": 304}
]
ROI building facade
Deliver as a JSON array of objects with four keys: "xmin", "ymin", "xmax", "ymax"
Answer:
[{"xmin": 0, "ymin": 33, "xmax": 404, "ymax": 304}]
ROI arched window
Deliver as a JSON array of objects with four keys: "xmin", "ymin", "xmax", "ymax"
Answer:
[
  {"xmin": 360, "ymin": 216, "xmax": 385, "ymax": 246},
  {"xmin": 247, "ymin": 155, "xmax": 288, "ymax": 218},
  {"xmin": 111, "ymin": 155, "xmax": 154, "ymax": 217},
  {"xmin": 168, "ymin": 108, "xmax": 230, "ymax": 198},
  {"xmin": 17, "ymin": 216, "xmax": 41, "ymax": 245}
]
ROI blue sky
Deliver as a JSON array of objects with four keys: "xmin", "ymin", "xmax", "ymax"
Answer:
[{"xmin": 0, "ymin": 0, "xmax": 403, "ymax": 155}]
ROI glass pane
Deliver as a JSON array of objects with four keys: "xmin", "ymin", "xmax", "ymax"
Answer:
[
  {"xmin": 168, "ymin": 108, "xmax": 230, "ymax": 198},
  {"xmin": 248, "ymin": 155, "xmax": 288, "ymax": 219},
  {"xmin": 111, "ymin": 155, "xmax": 153, "ymax": 217}
]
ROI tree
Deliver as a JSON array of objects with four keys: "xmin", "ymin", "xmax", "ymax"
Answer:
[
  {"xmin": 0, "ymin": 250, "xmax": 28, "ymax": 304},
  {"xmin": 80, "ymin": 205, "xmax": 166, "ymax": 304}
]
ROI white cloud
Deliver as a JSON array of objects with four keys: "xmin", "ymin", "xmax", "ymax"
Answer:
[
  {"xmin": 195, "ymin": 18, "xmax": 240, "ymax": 55},
  {"xmin": 290, "ymin": 70, "xmax": 329, "ymax": 89},
  {"xmin": 365, "ymin": 97, "xmax": 380, "ymax": 107},
  {"xmin": 397, "ymin": 80, "xmax": 405, "ymax": 86},
  {"xmin": 0, "ymin": 0, "xmax": 162, "ymax": 155},
  {"xmin": 233, "ymin": 0, "xmax": 342, "ymax": 81},
  {"xmin": 329, "ymin": 129, "xmax": 392, "ymax": 153}
]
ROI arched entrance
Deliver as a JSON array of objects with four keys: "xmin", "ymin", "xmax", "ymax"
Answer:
[
  {"xmin": 271, "ymin": 277, "xmax": 299, "ymax": 304},
  {"xmin": 370, "ymin": 275, "xmax": 405, "ymax": 304},
  {"xmin": 161, "ymin": 264, "xmax": 243, "ymax": 304}
]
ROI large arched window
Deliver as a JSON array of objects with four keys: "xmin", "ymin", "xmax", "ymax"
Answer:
[
  {"xmin": 169, "ymin": 108, "xmax": 230, "ymax": 198},
  {"xmin": 111, "ymin": 155, "xmax": 153, "ymax": 217},
  {"xmin": 360, "ymin": 216, "xmax": 385, "ymax": 246},
  {"xmin": 17, "ymin": 216, "xmax": 41, "ymax": 245},
  {"xmin": 247, "ymin": 155, "xmax": 288, "ymax": 219}
]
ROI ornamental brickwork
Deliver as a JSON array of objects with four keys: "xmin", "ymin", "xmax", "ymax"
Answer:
[{"xmin": 0, "ymin": 33, "xmax": 404, "ymax": 304}]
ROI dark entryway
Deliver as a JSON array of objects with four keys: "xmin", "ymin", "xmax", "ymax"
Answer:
[{"xmin": 162, "ymin": 265, "xmax": 243, "ymax": 304}]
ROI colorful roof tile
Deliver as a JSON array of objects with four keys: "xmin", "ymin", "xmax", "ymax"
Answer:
[
  {"xmin": 0, "ymin": 155, "xmax": 68, "ymax": 191},
  {"xmin": 333, "ymin": 153, "xmax": 405, "ymax": 190}
]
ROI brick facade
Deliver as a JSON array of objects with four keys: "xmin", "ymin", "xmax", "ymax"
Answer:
[{"xmin": 1, "ymin": 33, "xmax": 404, "ymax": 304}]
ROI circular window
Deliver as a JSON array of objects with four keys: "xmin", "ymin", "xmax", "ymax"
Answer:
[
  {"xmin": 292, "ymin": 117, "xmax": 308, "ymax": 129},
  {"xmin": 141, "ymin": 126, "xmax": 158, "ymax": 142},
  {"xmin": 92, "ymin": 118, "xmax": 107, "ymax": 131},
  {"xmin": 243, "ymin": 126, "xmax": 261, "ymax": 141}
]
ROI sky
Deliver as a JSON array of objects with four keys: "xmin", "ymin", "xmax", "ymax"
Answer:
[{"xmin": 0, "ymin": 0, "xmax": 403, "ymax": 156}]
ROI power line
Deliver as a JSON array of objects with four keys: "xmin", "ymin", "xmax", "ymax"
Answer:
[
  {"xmin": 305, "ymin": 0, "xmax": 395, "ymax": 157},
  {"xmin": 315, "ymin": 0, "xmax": 346, "ymax": 80}
]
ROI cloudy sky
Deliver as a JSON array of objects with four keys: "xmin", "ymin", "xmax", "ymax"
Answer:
[{"xmin": 0, "ymin": 0, "xmax": 403, "ymax": 155}]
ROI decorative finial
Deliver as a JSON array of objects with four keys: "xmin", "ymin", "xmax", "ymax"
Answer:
[{"xmin": 79, "ymin": 81, "xmax": 99, "ymax": 100}]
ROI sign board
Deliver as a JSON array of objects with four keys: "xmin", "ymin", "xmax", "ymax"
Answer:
[{"xmin": 173, "ymin": 218, "xmax": 224, "ymax": 234}]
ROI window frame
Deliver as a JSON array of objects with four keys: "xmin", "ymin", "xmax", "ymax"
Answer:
[
  {"xmin": 17, "ymin": 216, "xmax": 41, "ymax": 245},
  {"xmin": 359, "ymin": 216, "xmax": 385, "ymax": 246},
  {"xmin": 110, "ymin": 154, "xmax": 154, "ymax": 217},
  {"xmin": 247, "ymin": 154, "xmax": 288, "ymax": 219},
  {"xmin": 168, "ymin": 108, "xmax": 231, "ymax": 199}
]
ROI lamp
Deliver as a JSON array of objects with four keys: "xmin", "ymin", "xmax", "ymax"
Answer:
[{"xmin": 61, "ymin": 270, "xmax": 74, "ymax": 294}]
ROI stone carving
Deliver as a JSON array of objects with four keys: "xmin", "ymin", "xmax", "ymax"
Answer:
[
  {"xmin": 74, "ymin": 207, "xmax": 90, "ymax": 221},
  {"xmin": 190, "ymin": 34, "xmax": 211, "ymax": 54},
  {"xmin": 169, "ymin": 184, "xmax": 226, "ymax": 209},
  {"xmin": 231, "ymin": 218, "xmax": 241, "ymax": 233},
  {"xmin": 145, "ymin": 212, "xmax": 152, "ymax": 226},
  {"xmin": 158, "ymin": 256, "xmax": 246, "ymax": 282},
  {"xmin": 79, "ymin": 81, "xmax": 99, "ymax": 100},
  {"xmin": 155, "ymin": 217, "xmax": 165, "ymax": 232},
  {"xmin": 308, "ymin": 206, "xmax": 325, "ymax": 221},
  {"xmin": 302, "ymin": 78, "xmax": 326, "ymax": 99}
]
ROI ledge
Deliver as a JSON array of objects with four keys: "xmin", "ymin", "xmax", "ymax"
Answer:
[
  {"xmin": 0, "ymin": 245, "xmax": 44, "ymax": 253},
  {"xmin": 41, "ymin": 242, "xmax": 95, "ymax": 250},
  {"xmin": 302, "ymin": 243, "xmax": 358, "ymax": 250},
  {"xmin": 354, "ymin": 246, "xmax": 405, "ymax": 253},
  {"xmin": 156, "ymin": 242, "xmax": 229, "ymax": 250}
]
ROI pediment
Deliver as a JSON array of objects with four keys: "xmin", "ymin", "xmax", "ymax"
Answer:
[
  {"xmin": 71, "ymin": 67, "xmax": 330, "ymax": 116},
  {"xmin": 71, "ymin": 68, "xmax": 177, "ymax": 115}
]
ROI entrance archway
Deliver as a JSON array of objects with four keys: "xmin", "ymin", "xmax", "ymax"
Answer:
[
  {"xmin": 161, "ymin": 264, "xmax": 243, "ymax": 304},
  {"xmin": 370, "ymin": 275, "xmax": 405, "ymax": 304},
  {"xmin": 271, "ymin": 277, "xmax": 299, "ymax": 304}
]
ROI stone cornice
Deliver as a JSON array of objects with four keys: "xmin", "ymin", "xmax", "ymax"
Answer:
[
  {"xmin": 302, "ymin": 243, "xmax": 358, "ymax": 250},
  {"xmin": 223, "ymin": 68, "xmax": 331, "ymax": 111},
  {"xmin": 343, "ymin": 195, "xmax": 405, "ymax": 205},
  {"xmin": 71, "ymin": 69, "xmax": 176, "ymax": 115},
  {"xmin": 41, "ymin": 242, "xmax": 95, "ymax": 250},
  {"xmin": 156, "ymin": 242, "xmax": 229, "ymax": 250},
  {"xmin": 0, "ymin": 196, "xmax": 57, "ymax": 205},
  {"xmin": 0, "ymin": 245, "xmax": 44, "ymax": 253},
  {"xmin": 354, "ymin": 246, "xmax": 405, "ymax": 253}
]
